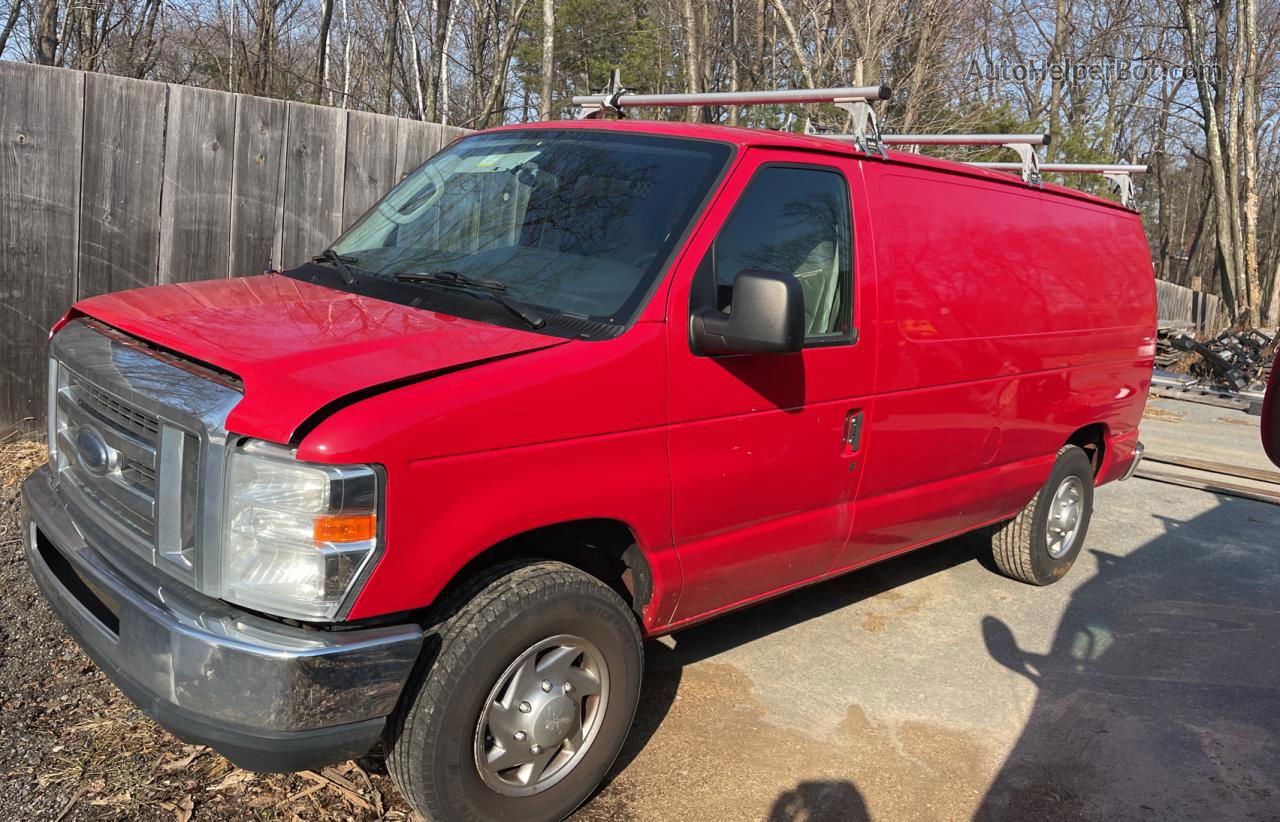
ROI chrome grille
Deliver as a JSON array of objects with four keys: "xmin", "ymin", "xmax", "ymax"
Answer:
[
  {"xmin": 56, "ymin": 370, "xmax": 162, "ymax": 544},
  {"xmin": 74, "ymin": 377, "xmax": 161, "ymax": 437},
  {"xmin": 49, "ymin": 319, "xmax": 243, "ymax": 589}
]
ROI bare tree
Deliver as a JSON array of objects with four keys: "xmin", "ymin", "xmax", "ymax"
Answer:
[
  {"xmin": 316, "ymin": 0, "xmax": 334, "ymax": 103},
  {"xmin": 34, "ymin": 0, "xmax": 58, "ymax": 64},
  {"xmin": 0, "ymin": 0, "xmax": 24, "ymax": 55},
  {"xmin": 1178, "ymin": 0, "xmax": 1239, "ymax": 317},
  {"xmin": 538, "ymin": 0, "xmax": 553, "ymax": 119}
]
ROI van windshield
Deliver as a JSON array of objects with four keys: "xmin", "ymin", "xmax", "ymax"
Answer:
[{"xmin": 325, "ymin": 130, "xmax": 731, "ymax": 334}]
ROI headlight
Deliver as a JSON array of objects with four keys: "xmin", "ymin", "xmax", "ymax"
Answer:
[{"xmin": 221, "ymin": 440, "xmax": 379, "ymax": 621}]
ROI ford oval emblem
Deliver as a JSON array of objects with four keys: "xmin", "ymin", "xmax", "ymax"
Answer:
[{"xmin": 74, "ymin": 427, "xmax": 115, "ymax": 476}]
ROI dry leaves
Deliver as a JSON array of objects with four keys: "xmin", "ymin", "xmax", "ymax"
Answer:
[{"xmin": 159, "ymin": 745, "xmax": 209, "ymax": 772}]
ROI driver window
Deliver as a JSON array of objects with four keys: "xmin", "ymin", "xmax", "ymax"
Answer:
[{"xmin": 706, "ymin": 165, "xmax": 853, "ymax": 340}]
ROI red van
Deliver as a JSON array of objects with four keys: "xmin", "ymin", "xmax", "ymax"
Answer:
[{"xmin": 22, "ymin": 117, "xmax": 1154, "ymax": 821}]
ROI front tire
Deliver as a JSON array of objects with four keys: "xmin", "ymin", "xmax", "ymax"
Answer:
[
  {"xmin": 990, "ymin": 444, "xmax": 1094, "ymax": 585},
  {"xmin": 386, "ymin": 560, "xmax": 643, "ymax": 822}
]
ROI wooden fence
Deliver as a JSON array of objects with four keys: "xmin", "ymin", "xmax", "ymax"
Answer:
[
  {"xmin": 0, "ymin": 60, "xmax": 468, "ymax": 431},
  {"xmin": 1155, "ymin": 279, "xmax": 1226, "ymax": 336}
]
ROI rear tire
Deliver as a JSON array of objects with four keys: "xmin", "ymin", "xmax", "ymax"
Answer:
[
  {"xmin": 991, "ymin": 444, "xmax": 1094, "ymax": 585},
  {"xmin": 386, "ymin": 560, "xmax": 643, "ymax": 822}
]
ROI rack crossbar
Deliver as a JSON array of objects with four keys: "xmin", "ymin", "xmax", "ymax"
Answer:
[
  {"xmin": 970, "ymin": 162, "xmax": 1147, "ymax": 208},
  {"xmin": 573, "ymin": 85, "xmax": 891, "ymax": 112},
  {"xmin": 969, "ymin": 162, "xmax": 1148, "ymax": 173},
  {"xmin": 881, "ymin": 133, "xmax": 1050, "ymax": 146}
]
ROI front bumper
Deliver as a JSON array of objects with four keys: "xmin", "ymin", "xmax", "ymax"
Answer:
[{"xmin": 21, "ymin": 465, "xmax": 424, "ymax": 772}]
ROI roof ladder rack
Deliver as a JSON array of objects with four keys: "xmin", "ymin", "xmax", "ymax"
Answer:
[
  {"xmin": 573, "ymin": 70, "xmax": 893, "ymax": 156},
  {"xmin": 968, "ymin": 162, "xmax": 1149, "ymax": 207},
  {"xmin": 809, "ymin": 131, "xmax": 1051, "ymax": 184}
]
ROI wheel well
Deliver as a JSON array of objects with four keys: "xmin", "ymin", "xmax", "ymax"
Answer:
[
  {"xmin": 449, "ymin": 519, "xmax": 652, "ymax": 619},
  {"xmin": 1066, "ymin": 424, "xmax": 1107, "ymax": 476}
]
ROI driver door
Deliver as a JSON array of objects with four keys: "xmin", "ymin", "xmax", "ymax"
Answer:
[{"xmin": 664, "ymin": 150, "xmax": 878, "ymax": 624}]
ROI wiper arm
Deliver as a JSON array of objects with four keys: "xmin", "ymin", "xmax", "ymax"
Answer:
[
  {"xmin": 394, "ymin": 270, "xmax": 546, "ymax": 329},
  {"xmin": 312, "ymin": 249, "xmax": 358, "ymax": 285}
]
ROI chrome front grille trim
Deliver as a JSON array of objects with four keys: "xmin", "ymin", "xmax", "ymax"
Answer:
[{"xmin": 49, "ymin": 320, "xmax": 243, "ymax": 592}]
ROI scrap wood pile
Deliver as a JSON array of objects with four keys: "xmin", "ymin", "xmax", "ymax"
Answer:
[{"xmin": 1156, "ymin": 325, "xmax": 1275, "ymax": 392}]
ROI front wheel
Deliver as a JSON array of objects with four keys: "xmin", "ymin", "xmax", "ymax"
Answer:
[
  {"xmin": 990, "ymin": 444, "xmax": 1095, "ymax": 585},
  {"xmin": 386, "ymin": 560, "xmax": 643, "ymax": 822}
]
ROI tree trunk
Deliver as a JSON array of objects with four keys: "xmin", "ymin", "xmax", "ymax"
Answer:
[
  {"xmin": 538, "ymin": 0, "xmax": 554, "ymax": 120},
  {"xmin": 340, "ymin": 0, "xmax": 351, "ymax": 108},
  {"xmin": 1240, "ymin": 0, "xmax": 1261, "ymax": 323},
  {"xmin": 680, "ymin": 0, "xmax": 703, "ymax": 122},
  {"xmin": 751, "ymin": 0, "xmax": 765, "ymax": 86},
  {"xmin": 768, "ymin": 0, "xmax": 817, "ymax": 88},
  {"xmin": 130, "ymin": 0, "xmax": 161, "ymax": 79},
  {"xmin": 1178, "ymin": 0, "xmax": 1238, "ymax": 317},
  {"xmin": 35, "ymin": 0, "xmax": 58, "ymax": 65},
  {"xmin": 252, "ymin": 0, "xmax": 277, "ymax": 96},
  {"xmin": 425, "ymin": 0, "xmax": 453, "ymax": 122},
  {"xmin": 727, "ymin": 0, "xmax": 739, "ymax": 126},
  {"xmin": 478, "ymin": 0, "xmax": 531, "ymax": 127},
  {"xmin": 439, "ymin": 3, "xmax": 454, "ymax": 123},
  {"xmin": 401, "ymin": 0, "xmax": 426, "ymax": 118},
  {"xmin": 316, "ymin": 0, "xmax": 335, "ymax": 104},
  {"xmin": 1047, "ymin": 0, "xmax": 1068, "ymax": 160},
  {"xmin": 382, "ymin": 0, "xmax": 399, "ymax": 113},
  {"xmin": 1223, "ymin": 0, "xmax": 1248, "ymax": 317},
  {"xmin": 1154, "ymin": 96, "xmax": 1171, "ymax": 281},
  {"xmin": 0, "ymin": 0, "xmax": 22, "ymax": 56},
  {"xmin": 1185, "ymin": 180, "xmax": 1212, "ymax": 291}
]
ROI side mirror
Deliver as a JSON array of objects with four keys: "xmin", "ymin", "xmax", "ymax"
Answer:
[
  {"xmin": 1263, "ymin": 350, "xmax": 1280, "ymax": 467},
  {"xmin": 691, "ymin": 269, "xmax": 804, "ymax": 355}
]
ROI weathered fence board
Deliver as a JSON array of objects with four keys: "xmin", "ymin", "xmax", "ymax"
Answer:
[
  {"xmin": 1156, "ymin": 278, "xmax": 1226, "ymax": 335},
  {"xmin": 0, "ymin": 60, "xmax": 469, "ymax": 431},
  {"xmin": 230, "ymin": 94, "xmax": 287, "ymax": 277},
  {"xmin": 280, "ymin": 102, "xmax": 347, "ymax": 269},
  {"xmin": 0, "ymin": 62, "xmax": 85, "ymax": 428},
  {"xmin": 396, "ymin": 120, "xmax": 451, "ymax": 181},
  {"xmin": 78, "ymin": 72, "xmax": 167, "ymax": 298},
  {"xmin": 344, "ymin": 110, "xmax": 399, "ymax": 227},
  {"xmin": 159, "ymin": 84, "xmax": 237, "ymax": 282}
]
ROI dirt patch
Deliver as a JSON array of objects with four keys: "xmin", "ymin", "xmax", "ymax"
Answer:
[
  {"xmin": 1215, "ymin": 416, "xmax": 1260, "ymax": 427},
  {"xmin": 574, "ymin": 661, "xmax": 997, "ymax": 822},
  {"xmin": 1143, "ymin": 406, "xmax": 1185, "ymax": 422},
  {"xmin": 858, "ymin": 590, "xmax": 928, "ymax": 635}
]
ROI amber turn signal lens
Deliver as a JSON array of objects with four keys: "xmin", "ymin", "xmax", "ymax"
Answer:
[{"xmin": 313, "ymin": 513, "xmax": 377, "ymax": 543}]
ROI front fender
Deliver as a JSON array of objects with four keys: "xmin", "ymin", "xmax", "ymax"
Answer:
[{"xmin": 346, "ymin": 427, "xmax": 679, "ymax": 628}]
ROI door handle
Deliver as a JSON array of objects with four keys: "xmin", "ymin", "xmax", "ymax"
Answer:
[{"xmin": 844, "ymin": 411, "xmax": 863, "ymax": 452}]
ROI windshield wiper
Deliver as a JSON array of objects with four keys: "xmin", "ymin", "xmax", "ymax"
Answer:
[
  {"xmin": 312, "ymin": 249, "xmax": 358, "ymax": 285},
  {"xmin": 394, "ymin": 270, "xmax": 546, "ymax": 329}
]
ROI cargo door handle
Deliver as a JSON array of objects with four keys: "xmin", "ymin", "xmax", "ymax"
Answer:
[{"xmin": 844, "ymin": 411, "xmax": 863, "ymax": 452}]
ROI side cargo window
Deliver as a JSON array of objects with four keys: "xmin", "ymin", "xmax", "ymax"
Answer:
[{"xmin": 697, "ymin": 164, "xmax": 854, "ymax": 341}]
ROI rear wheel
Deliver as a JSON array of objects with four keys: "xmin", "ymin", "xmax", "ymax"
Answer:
[
  {"xmin": 990, "ymin": 444, "xmax": 1094, "ymax": 585},
  {"xmin": 386, "ymin": 560, "xmax": 643, "ymax": 822}
]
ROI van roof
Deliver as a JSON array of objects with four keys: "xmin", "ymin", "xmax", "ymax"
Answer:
[{"xmin": 483, "ymin": 118, "xmax": 1136, "ymax": 214}]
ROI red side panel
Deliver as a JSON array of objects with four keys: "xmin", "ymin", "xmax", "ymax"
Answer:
[{"xmin": 836, "ymin": 164, "xmax": 1154, "ymax": 569}]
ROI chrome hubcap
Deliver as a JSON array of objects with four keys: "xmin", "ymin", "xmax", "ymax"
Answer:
[
  {"xmin": 474, "ymin": 634, "xmax": 608, "ymax": 796},
  {"xmin": 1046, "ymin": 475, "xmax": 1084, "ymax": 559}
]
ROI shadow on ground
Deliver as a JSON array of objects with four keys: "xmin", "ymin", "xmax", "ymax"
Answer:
[
  {"xmin": 599, "ymin": 493, "xmax": 1280, "ymax": 820},
  {"xmin": 976, "ymin": 495, "xmax": 1280, "ymax": 820}
]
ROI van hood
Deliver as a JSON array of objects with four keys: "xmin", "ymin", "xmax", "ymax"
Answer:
[{"xmin": 72, "ymin": 274, "xmax": 566, "ymax": 444}]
